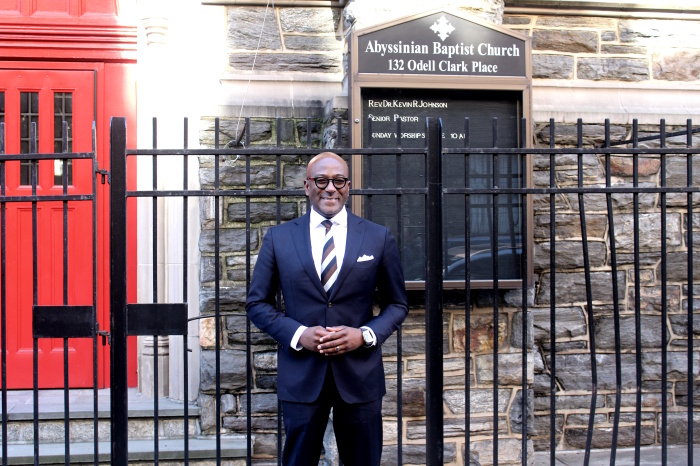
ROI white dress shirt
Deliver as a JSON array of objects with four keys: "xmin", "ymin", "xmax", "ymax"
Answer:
[{"xmin": 289, "ymin": 207, "xmax": 374, "ymax": 350}]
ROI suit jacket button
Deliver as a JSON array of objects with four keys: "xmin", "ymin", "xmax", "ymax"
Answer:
[{"xmin": 328, "ymin": 302, "xmax": 332, "ymax": 307}]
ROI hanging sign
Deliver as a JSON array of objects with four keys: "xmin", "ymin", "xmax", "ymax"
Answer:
[{"xmin": 357, "ymin": 12, "xmax": 526, "ymax": 77}]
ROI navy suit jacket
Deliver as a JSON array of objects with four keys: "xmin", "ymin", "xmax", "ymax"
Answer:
[{"xmin": 245, "ymin": 209, "xmax": 408, "ymax": 404}]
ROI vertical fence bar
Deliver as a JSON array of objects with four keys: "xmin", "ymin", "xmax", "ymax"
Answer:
[
  {"xmin": 632, "ymin": 120, "xmax": 642, "ymax": 466},
  {"xmin": 275, "ymin": 118, "xmax": 284, "ymax": 466},
  {"xmin": 110, "ymin": 117, "xmax": 129, "ymax": 466},
  {"xmin": 425, "ymin": 117, "xmax": 443, "ymax": 466},
  {"xmin": 245, "ymin": 116, "xmax": 253, "ymax": 466},
  {"xmin": 548, "ymin": 119, "xmax": 557, "ymax": 464},
  {"xmin": 520, "ymin": 117, "xmax": 528, "ymax": 466},
  {"xmin": 183, "ymin": 117, "xmax": 190, "ymax": 465},
  {"xmin": 464, "ymin": 117, "xmax": 472, "ymax": 464},
  {"xmin": 578, "ymin": 119, "xmax": 597, "ymax": 466},
  {"xmin": 491, "ymin": 117, "xmax": 500, "ymax": 465},
  {"xmin": 687, "ymin": 119, "xmax": 694, "ymax": 464},
  {"xmin": 92, "ymin": 121, "xmax": 99, "ymax": 466},
  {"xmin": 61, "ymin": 121, "xmax": 71, "ymax": 466},
  {"xmin": 605, "ymin": 119, "xmax": 622, "ymax": 466},
  {"xmin": 660, "ymin": 119, "xmax": 668, "ymax": 466},
  {"xmin": 0, "ymin": 122, "xmax": 6, "ymax": 466},
  {"xmin": 152, "ymin": 117, "xmax": 160, "ymax": 465},
  {"xmin": 395, "ymin": 117, "xmax": 403, "ymax": 466},
  {"xmin": 31, "ymin": 122, "xmax": 39, "ymax": 466},
  {"xmin": 214, "ymin": 118, "xmax": 222, "ymax": 465}
]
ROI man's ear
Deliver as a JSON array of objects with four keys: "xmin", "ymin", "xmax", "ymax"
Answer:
[{"xmin": 303, "ymin": 179, "xmax": 310, "ymax": 197}]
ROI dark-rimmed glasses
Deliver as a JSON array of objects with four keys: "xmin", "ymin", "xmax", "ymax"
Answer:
[{"xmin": 306, "ymin": 176, "xmax": 349, "ymax": 190}]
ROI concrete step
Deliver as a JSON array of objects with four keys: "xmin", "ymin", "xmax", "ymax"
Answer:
[
  {"xmin": 5, "ymin": 436, "xmax": 247, "ymax": 465},
  {"xmin": 1, "ymin": 388, "xmax": 200, "ymax": 444}
]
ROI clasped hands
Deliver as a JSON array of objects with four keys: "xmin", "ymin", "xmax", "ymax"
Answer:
[{"xmin": 299, "ymin": 326, "xmax": 363, "ymax": 356}]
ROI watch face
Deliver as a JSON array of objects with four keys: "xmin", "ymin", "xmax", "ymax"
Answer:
[{"xmin": 363, "ymin": 330, "xmax": 372, "ymax": 344}]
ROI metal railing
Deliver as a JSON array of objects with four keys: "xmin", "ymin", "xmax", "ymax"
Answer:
[{"xmin": 1, "ymin": 114, "xmax": 697, "ymax": 466}]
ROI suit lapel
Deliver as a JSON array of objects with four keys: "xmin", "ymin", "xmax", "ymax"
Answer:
[
  {"xmin": 291, "ymin": 213, "xmax": 327, "ymax": 298},
  {"xmin": 328, "ymin": 212, "xmax": 366, "ymax": 299}
]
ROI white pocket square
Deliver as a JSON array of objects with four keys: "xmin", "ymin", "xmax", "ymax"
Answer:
[{"xmin": 357, "ymin": 254, "xmax": 374, "ymax": 262}]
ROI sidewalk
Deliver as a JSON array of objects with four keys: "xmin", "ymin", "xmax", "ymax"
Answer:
[{"xmin": 535, "ymin": 445, "xmax": 700, "ymax": 465}]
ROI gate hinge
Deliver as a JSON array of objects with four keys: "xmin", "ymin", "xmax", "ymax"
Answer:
[
  {"xmin": 96, "ymin": 323, "xmax": 111, "ymax": 346},
  {"xmin": 95, "ymin": 168, "xmax": 110, "ymax": 185}
]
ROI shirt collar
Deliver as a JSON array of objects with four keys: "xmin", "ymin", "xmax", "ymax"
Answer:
[{"xmin": 310, "ymin": 206, "xmax": 347, "ymax": 229}]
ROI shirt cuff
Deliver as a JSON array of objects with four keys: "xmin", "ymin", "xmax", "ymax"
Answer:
[
  {"xmin": 360, "ymin": 326, "xmax": 377, "ymax": 347},
  {"xmin": 291, "ymin": 326, "xmax": 308, "ymax": 351}
]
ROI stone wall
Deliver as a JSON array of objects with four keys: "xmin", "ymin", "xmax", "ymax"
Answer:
[
  {"xmin": 194, "ymin": 2, "xmax": 700, "ymax": 466},
  {"xmin": 503, "ymin": 13, "xmax": 700, "ymax": 82},
  {"xmin": 527, "ymin": 121, "xmax": 700, "ymax": 453}
]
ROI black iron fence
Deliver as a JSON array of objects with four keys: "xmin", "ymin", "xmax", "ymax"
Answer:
[{"xmin": 1, "ymin": 115, "xmax": 698, "ymax": 466}]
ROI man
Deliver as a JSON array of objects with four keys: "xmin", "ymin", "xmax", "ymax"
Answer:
[{"xmin": 246, "ymin": 152, "xmax": 408, "ymax": 466}]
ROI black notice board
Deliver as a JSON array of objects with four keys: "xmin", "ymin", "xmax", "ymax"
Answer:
[{"xmin": 360, "ymin": 88, "xmax": 524, "ymax": 282}]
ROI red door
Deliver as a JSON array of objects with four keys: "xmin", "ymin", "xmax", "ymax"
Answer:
[{"xmin": 1, "ymin": 69, "xmax": 101, "ymax": 388}]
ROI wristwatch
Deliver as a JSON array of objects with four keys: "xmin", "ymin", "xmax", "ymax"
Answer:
[{"xmin": 361, "ymin": 326, "xmax": 376, "ymax": 347}]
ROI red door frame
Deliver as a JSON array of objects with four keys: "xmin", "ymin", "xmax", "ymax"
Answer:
[{"xmin": 0, "ymin": 1, "xmax": 138, "ymax": 388}]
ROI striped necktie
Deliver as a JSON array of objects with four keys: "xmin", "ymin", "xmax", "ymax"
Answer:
[{"xmin": 320, "ymin": 219, "xmax": 338, "ymax": 293}]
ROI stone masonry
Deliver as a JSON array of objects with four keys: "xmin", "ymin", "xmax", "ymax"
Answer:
[{"xmin": 195, "ymin": 2, "xmax": 700, "ymax": 465}]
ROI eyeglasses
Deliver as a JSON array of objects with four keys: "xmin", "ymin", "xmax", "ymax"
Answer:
[{"xmin": 306, "ymin": 176, "xmax": 349, "ymax": 190}]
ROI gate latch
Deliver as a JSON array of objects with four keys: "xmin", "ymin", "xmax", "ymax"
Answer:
[
  {"xmin": 96, "ymin": 323, "xmax": 111, "ymax": 346},
  {"xmin": 95, "ymin": 168, "xmax": 110, "ymax": 185}
]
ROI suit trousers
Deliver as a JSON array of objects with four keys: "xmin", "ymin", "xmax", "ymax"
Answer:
[{"xmin": 281, "ymin": 364, "xmax": 383, "ymax": 466}]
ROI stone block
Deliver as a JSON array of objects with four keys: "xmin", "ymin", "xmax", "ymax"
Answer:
[
  {"xmin": 602, "ymin": 44, "xmax": 646, "ymax": 54},
  {"xmin": 669, "ymin": 314, "xmax": 700, "ymax": 338},
  {"xmin": 223, "ymin": 414, "xmax": 278, "ymax": 431},
  {"xmin": 665, "ymin": 251, "xmax": 700, "ymax": 282},
  {"xmin": 605, "ymin": 391, "xmax": 671, "ymax": 409},
  {"xmin": 594, "ymin": 314, "xmax": 670, "ymax": 349},
  {"xmin": 283, "ymin": 163, "xmax": 308, "ymax": 189},
  {"xmin": 545, "ymin": 353, "xmax": 638, "ymax": 391},
  {"xmin": 565, "ymin": 425, "xmax": 654, "ymax": 449},
  {"xmin": 227, "ymin": 201, "xmax": 298, "ymax": 223},
  {"xmin": 229, "ymin": 53, "xmax": 341, "ymax": 73},
  {"xmin": 252, "ymin": 433, "xmax": 279, "ymax": 456},
  {"xmin": 239, "ymin": 392, "xmax": 278, "ymax": 414},
  {"xmin": 200, "ymin": 316, "xmax": 218, "ymax": 349},
  {"xmin": 227, "ymin": 7, "xmax": 282, "ymax": 50},
  {"xmin": 381, "ymin": 442, "xmax": 456, "ymax": 466},
  {"xmin": 565, "ymin": 413, "xmax": 606, "ymax": 426},
  {"xmin": 454, "ymin": 313, "xmax": 507, "ymax": 354},
  {"xmin": 476, "ymin": 353, "xmax": 533, "ymax": 385},
  {"xmin": 503, "ymin": 16, "xmax": 531, "ymax": 25},
  {"xmin": 510, "ymin": 389, "xmax": 536, "ymax": 434},
  {"xmin": 533, "ymin": 29, "xmax": 597, "ymax": 53},
  {"xmin": 533, "ymin": 213, "xmax": 607, "ymax": 240},
  {"xmin": 383, "ymin": 377, "xmax": 425, "ymax": 417},
  {"xmin": 625, "ymin": 285, "xmax": 681, "ymax": 314},
  {"xmin": 199, "ymin": 287, "xmax": 247, "ymax": 313},
  {"xmin": 253, "ymin": 350, "xmax": 277, "ymax": 372},
  {"xmin": 256, "ymin": 374, "xmax": 277, "ymax": 390},
  {"xmin": 199, "ymin": 228, "xmax": 259, "ymax": 254},
  {"xmin": 535, "ymin": 123, "xmax": 627, "ymax": 147},
  {"xmin": 664, "ymin": 412, "xmax": 700, "ymax": 445},
  {"xmin": 470, "ymin": 438, "xmax": 533, "ymax": 466},
  {"xmin": 510, "ymin": 311, "xmax": 533, "ymax": 350},
  {"xmin": 279, "ymin": 7, "xmax": 340, "ymax": 33},
  {"xmin": 200, "ymin": 165, "xmax": 277, "ymax": 189},
  {"xmin": 533, "ymin": 240, "xmax": 607, "ymax": 271},
  {"xmin": 444, "ymin": 387, "xmax": 512, "ymax": 414},
  {"xmin": 537, "ymin": 271, "xmax": 626, "ymax": 305},
  {"xmin": 577, "ymin": 57, "xmax": 649, "ymax": 81},
  {"xmin": 641, "ymin": 350, "xmax": 700, "ymax": 381},
  {"xmin": 536, "ymin": 16, "xmax": 616, "ymax": 29},
  {"xmin": 201, "ymin": 255, "xmax": 220, "ymax": 283},
  {"xmin": 200, "ymin": 349, "xmax": 247, "ymax": 392},
  {"xmin": 531, "ymin": 306, "xmax": 587, "ymax": 342},
  {"xmin": 200, "ymin": 118, "xmax": 272, "ymax": 147},
  {"xmin": 532, "ymin": 54, "xmax": 574, "ymax": 79},
  {"xmin": 674, "ymin": 380, "xmax": 700, "ymax": 406},
  {"xmin": 296, "ymin": 120, "xmax": 322, "ymax": 146},
  {"xmin": 284, "ymin": 35, "xmax": 342, "ymax": 52},
  {"xmin": 619, "ymin": 19, "xmax": 700, "ymax": 46},
  {"xmin": 614, "ymin": 213, "xmax": 682, "ymax": 252}
]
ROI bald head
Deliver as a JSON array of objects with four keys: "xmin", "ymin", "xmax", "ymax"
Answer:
[
  {"xmin": 306, "ymin": 152, "xmax": 347, "ymax": 177},
  {"xmin": 304, "ymin": 151, "xmax": 350, "ymax": 218}
]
